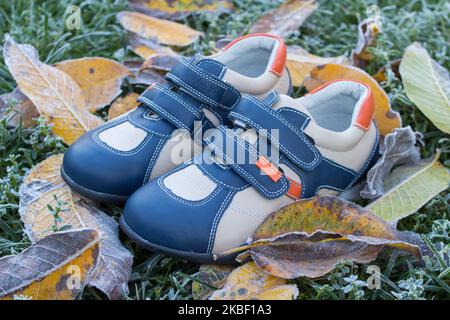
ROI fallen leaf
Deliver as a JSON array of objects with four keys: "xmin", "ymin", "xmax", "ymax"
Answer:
[
  {"xmin": 3, "ymin": 36, "xmax": 104, "ymax": 144},
  {"xmin": 0, "ymin": 229, "xmax": 99, "ymax": 300},
  {"xmin": 352, "ymin": 18, "xmax": 381, "ymax": 67},
  {"xmin": 399, "ymin": 42, "xmax": 450, "ymax": 134},
  {"xmin": 223, "ymin": 196, "xmax": 421, "ymax": 279},
  {"xmin": 117, "ymin": 11, "xmax": 203, "ymax": 47},
  {"xmin": 372, "ymin": 59, "xmax": 401, "ymax": 83},
  {"xmin": 361, "ymin": 126, "xmax": 422, "ymax": 199},
  {"xmin": 0, "ymin": 88, "xmax": 39, "ymax": 128},
  {"xmin": 287, "ymin": 46, "xmax": 350, "ymax": 87},
  {"xmin": 108, "ymin": 93, "xmax": 140, "ymax": 120},
  {"xmin": 304, "ymin": 63, "xmax": 402, "ymax": 136},
  {"xmin": 214, "ymin": 37, "xmax": 233, "ymax": 51},
  {"xmin": 129, "ymin": 0, "xmax": 234, "ymax": 20},
  {"xmin": 128, "ymin": 32, "xmax": 176, "ymax": 60},
  {"xmin": 75, "ymin": 198, "xmax": 134, "ymax": 299},
  {"xmin": 124, "ymin": 60, "xmax": 168, "ymax": 86},
  {"xmin": 19, "ymin": 154, "xmax": 133, "ymax": 299},
  {"xmin": 249, "ymin": 0, "xmax": 318, "ymax": 37},
  {"xmin": 142, "ymin": 54, "xmax": 179, "ymax": 72},
  {"xmin": 55, "ymin": 57, "xmax": 130, "ymax": 112},
  {"xmin": 209, "ymin": 262, "xmax": 298, "ymax": 300},
  {"xmin": 366, "ymin": 151, "xmax": 450, "ymax": 223},
  {"xmin": 192, "ymin": 265, "xmax": 233, "ymax": 300}
]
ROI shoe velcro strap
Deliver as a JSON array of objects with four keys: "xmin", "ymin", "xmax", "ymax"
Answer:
[
  {"xmin": 204, "ymin": 125, "xmax": 289, "ymax": 199},
  {"xmin": 138, "ymin": 84, "xmax": 202, "ymax": 132},
  {"xmin": 228, "ymin": 95, "xmax": 321, "ymax": 171},
  {"xmin": 166, "ymin": 58, "xmax": 241, "ymax": 111}
]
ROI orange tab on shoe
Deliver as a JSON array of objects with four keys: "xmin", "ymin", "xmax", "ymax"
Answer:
[
  {"xmin": 286, "ymin": 177, "xmax": 302, "ymax": 200},
  {"xmin": 256, "ymin": 156, "xmax": 282, "ymax": 182}
]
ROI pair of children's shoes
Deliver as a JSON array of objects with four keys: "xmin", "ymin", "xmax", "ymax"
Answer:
[{"xmin": 62, "ymin": 34, "xmax": 379, "ymax": 263}]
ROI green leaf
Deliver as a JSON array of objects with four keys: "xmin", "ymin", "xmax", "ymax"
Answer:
[
  {"xmin": 366, "ymin": 152, "xmax": 450, "ymax": 222},
  {"xmin": 399, "ymin": 42, "xmax": 450, "ymax": 133}
]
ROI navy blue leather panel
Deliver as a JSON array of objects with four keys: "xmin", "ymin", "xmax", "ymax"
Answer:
[
  {"xmin": 63, "ymin": 119, "xmax": 167, "ymax": 196},
  {"xmin": 128, "ymin": 107, "xmax": 176, "ymax": 138},
  {"xmin": 229, "ymin": 95, "xmax": 321, "ymax": 171},
  {"xmin": 204, "ymin": 126, "xmax": 289, "ymax": 199},
  {"xmin": 122, "ymin": 170, "xmax": 234, "ymax": 253},
  {"xmin": 281, "ymin": 155, "xmax": 357, "ymax": 198},
  {"xmin": 138, "ymin": 84, "xmax": 202, "ymax": 131},
  {"xmin": 166, "ymin": 58, "xmax": 241, "ymax": 111},
  {"xmin": 195, "ymin": 154, "xmax": 250, "ymax": 191}
]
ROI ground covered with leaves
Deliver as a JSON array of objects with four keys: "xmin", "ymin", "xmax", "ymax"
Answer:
[{"xmin": 0, "ymin": 0, "xmax": 449, "ymax": 300}]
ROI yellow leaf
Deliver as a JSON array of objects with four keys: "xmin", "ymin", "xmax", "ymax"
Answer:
[
  {"xmin": 249, "ymin": 0, "xmax": 318, "ymax": 37},
  {"xmin": 129, "ymin": 0, "xmax": 234, "ymax": 20},
  {"xmin": 287, "ymin": 46, "xmax": 350, "ymax": 87},
  {"xmin": 55, "ymin": 58, "xmax": 130, "ymax": 112},
  {"xmin": 0, "ymin": 229, "xmax": 99, "ymax": 300},
  {"xmin": 108, "ymin": 93, "xmax": 140, "ymax": 120},
  {"xmin": 3, "ymin": 36, "xmax": 103, "ymax": 144},
  {"xmin": 367, "ymin": 151, "xmax": 450, "ymax": 222},
  {"xmin": 24, "ymin": 154, "xmax": 64, "ymax": 185},
  {"xmin": 192, "ymin": 264, "xmax": 233, "ymax": 300},
  {"xmin": 117, "ymin": 11, "xmax": 203, "ymax": 47},
  {"xmin": 20, "ymin": 154, "xmax": 89, "ymax": 240},
  {"xmin": 223, "ymin": 196, "xmax": 421, "ymax": 279},
  {"xmin": 210, "ymin": 262, "xmax": 298, "ymax": 300},
  {"xmin": 128, "ymin": 32, "xmax": 177, "ymax": 60},
  {"xmin": 304, "ymin": 63, "xmax": 402, "ymax": 136},
  {"xmin": 399, "ymin": 42, "xmax": 450, "ymax": 134},
  {"xmin": 20, "ymin": 155, "xmax": 133, "ymax": 299}
]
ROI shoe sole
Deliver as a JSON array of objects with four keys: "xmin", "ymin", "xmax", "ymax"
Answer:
[
  {"xmin": 61, "ymin": 166, "xmax": 129, "ymax": 206},
  {"xmin": 119, "ymin": 216, "xmax": 238, "ymax": 265}
]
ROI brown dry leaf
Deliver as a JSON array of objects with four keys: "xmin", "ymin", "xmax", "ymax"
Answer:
[
  {"xmin": 372, "ymin": 59, "xmax": 401, "ymax": 83},
  {"xmin": 124, "ymin": 60, "xmax": 168, "ymax": 86},
  {"xmin": 0, "ymin": 88, "xmax": 39, "ymax": 128},
  {"xmin": 55, "ymin": 58, "xmax": 130, "ymax": 112},
  {"xmin": 209, "ymin": 262, "xmax": 299, "ymax": 300},
  {"xmin": 0, "ymin": 229, "xmax": 99, "ymax": 300},
  {"xmin": 249, "ymin": 0, "xmax": 318, "ymax": 37},
  {"xmin": 129, "ymin": 0, "xmax": 234, "ymax": 20},
  {"xmin": 352, "ymin": 18, "xmax": 381, "ymax": 68},
  {"xmin": 142, "ymin": 54, "xmax": 179, "ymax": 72},
  {"xmin": 361, "ymin": 126, "xmax": 422, "ymax": 200},
  {"xmin": 19, "ymin": 154, "xmax": 133, "ymax": 299},
  {"xmin": 287, "ymin": 46, "xmax": 350, "ymax": 87},
  {"xmin": 117, "ymin": 11, "xmax": 203, "ymax": 47},
  {"xmin": 223, "ymin": 196, "xmax": 421, "ymax": 279},
  {"xmin": 304, "ymin": 63, "xmax": 402, "ymax": 136},
  {"xmin": 128, "ymin": 32, "xmax": 176, "ymax": 60},
  {"xmin": 108, "ymin": 93, "xmax": 140, "ymax": 120},
  {"xmin": 3, "ymin": 36, "xmax": 104, "ymax": 144},
  {"xmin": 192, "ymin": 265, "xmax": 233, "ymax": 300},
  {"xmin": 214, "ymin": 37, "xmax": 233, "ymax": 51}
]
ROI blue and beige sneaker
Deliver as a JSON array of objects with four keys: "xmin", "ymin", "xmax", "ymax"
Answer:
[
  {"xmin": 120, "ymin": 80, "xmax": 380, "ymax": 263},
  {"xmin": 61, "ymin": 34, "xmax": 291, "ymax": 204}
]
